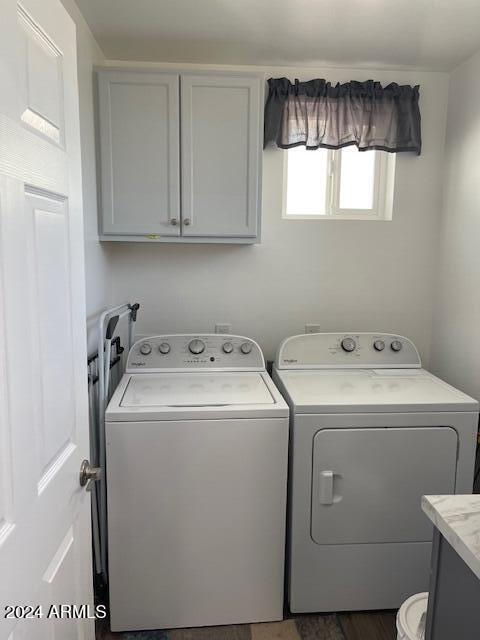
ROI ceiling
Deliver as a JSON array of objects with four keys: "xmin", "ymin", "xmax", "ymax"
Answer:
[{"xmin": 75, "ymin": 0, "xmax": 480, "ymax": 71}]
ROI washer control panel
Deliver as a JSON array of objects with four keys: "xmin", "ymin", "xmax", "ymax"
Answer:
[
  {"xmin": 127, "ymin": 335, "xmax": 265, "ymax": 372},
  {"xmin": 276, "ymin": 333, "xmax": 421, "ymax": 369}
]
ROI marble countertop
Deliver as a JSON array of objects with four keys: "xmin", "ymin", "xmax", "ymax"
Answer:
[{"xmin": 422, "ymin": 494, "xmax": 480, "ymax": 580}]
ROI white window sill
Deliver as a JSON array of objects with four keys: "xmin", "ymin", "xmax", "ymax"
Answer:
[{"xmin": 283, "ymin": 214, "xmax": 392, "ymax": 221}]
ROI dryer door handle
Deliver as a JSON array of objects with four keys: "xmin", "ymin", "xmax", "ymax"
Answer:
[{"xmin": 319, "ymin": 470, "xmax": 334, "ymax": 505}]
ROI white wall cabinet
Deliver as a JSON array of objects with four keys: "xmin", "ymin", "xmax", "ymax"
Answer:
[
  {"xmin": 98, "ymin": 71, "xmax": 181, "ymax": 237},
  {"xmin": 97, "ymin": 69, "xmax": 263, "ymax": 243}
]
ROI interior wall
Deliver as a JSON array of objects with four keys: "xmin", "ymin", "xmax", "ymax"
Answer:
[
  {"xmin": 61, "ymin": 0, "xmax": 109, "ymax": 353},
  {"xmin": 56, "ymin": 0, "xmax": 480, "ymax": 391},
  {"xmin": 430, "ymin": 49, "xmax": 480, "ymax": 399},
  {"xmin": 103, "ymin": 61, "xmax": 449, "ymax": 363}
]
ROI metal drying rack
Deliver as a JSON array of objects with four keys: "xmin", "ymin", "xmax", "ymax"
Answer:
[{"xmin": 89, "ymin": 302, "xmax": 140, "ymax": 581}]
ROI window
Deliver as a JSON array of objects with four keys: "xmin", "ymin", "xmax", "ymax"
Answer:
[{"xmin": 283, "ymin": 146, "xmax": 395, "ymax": 220}]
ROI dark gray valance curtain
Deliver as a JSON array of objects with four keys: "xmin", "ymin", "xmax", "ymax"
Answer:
[{"xmin": 264, "ymin": 78, "xmax": 422, "ymax": 154}]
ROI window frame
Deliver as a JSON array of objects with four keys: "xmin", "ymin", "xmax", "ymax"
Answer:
[{"xmin": 282, "ymin": 147, "xmax": 396, "ymax": 221}]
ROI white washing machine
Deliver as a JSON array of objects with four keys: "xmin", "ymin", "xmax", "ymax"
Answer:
[
  {"xmin": 273, "ymin": 332, "xmax": 479, "ymax": 613},
  {"xmin": 105, "ymin": 334, "xmax": 289, "ymax": 632}
]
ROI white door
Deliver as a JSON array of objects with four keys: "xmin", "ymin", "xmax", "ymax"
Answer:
[{"xmin": 0, "ymin": 1, "xmax": 94, "ymax": 639}]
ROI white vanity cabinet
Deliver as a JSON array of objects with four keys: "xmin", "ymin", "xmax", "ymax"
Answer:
[{"xmin": 97, "ymin": 69, "xmax": 263, "ymax": 243}]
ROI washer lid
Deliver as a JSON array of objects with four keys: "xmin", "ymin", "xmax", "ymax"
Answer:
[
  {"xmin": 275, "ymin": 368, "xmax": 478, "ymax": 413},
  {"xmin": 121, "ymin": 372, "xmax": 275, "ymax": 407}
]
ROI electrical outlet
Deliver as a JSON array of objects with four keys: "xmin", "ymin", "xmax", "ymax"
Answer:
[
  {"xmin": 215, "ymin": 323, "xmax": 231, "ymax": 334},
  {"xmin": 305, "ymin": 324, "xmax": 321, "ymax": 334}
]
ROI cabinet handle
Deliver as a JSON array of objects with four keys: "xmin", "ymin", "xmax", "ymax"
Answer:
[
  {"xmin": 170, "ymin": 218, "xmax": 178, "ymax": 226},
  {"xmin": 183, "ymin": 218, "xmax": 191, "ymax": 226}
]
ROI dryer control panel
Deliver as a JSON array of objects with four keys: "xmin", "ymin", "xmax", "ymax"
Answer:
[
  {"xmin": 127, "ymin": 334, "xmax": 265, "ymax": 372},
  {"xmin": 275, "ymin": 333, "xmax": 421, "ymax": 369}
]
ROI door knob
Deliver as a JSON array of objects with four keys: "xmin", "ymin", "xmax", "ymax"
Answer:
[
  {"xmin": 170, "ymin": 218, "xmax": 178, "ymax": 225},
  {"xmin": 79, "ymin": 459, "xmax": 101, "ymax": 491},
  {"xmin": 183, "ymin": 218, "xmax": 191, "ymax": 226}
]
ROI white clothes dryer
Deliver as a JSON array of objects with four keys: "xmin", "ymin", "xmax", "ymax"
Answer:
[
  {"xmin": 106, "ymin": 334, "xmax": 289, "ymax": 632},
  {"xmin": 273, "ymin": 332, "xmax": 478, "ymax": 613}
]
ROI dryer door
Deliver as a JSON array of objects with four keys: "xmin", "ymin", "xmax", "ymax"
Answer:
[{"xmin": 311, "ymin": 427, "xmax": 458, "ymax": 545}]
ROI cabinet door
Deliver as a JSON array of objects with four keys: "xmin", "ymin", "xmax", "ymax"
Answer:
[
  {"xmin": 98, "ymin": 70, "xmax": 180, "ymax": 236},
  {"xmin": 181, "ymin": 74, "xmax": 262, "ymax": 238}
]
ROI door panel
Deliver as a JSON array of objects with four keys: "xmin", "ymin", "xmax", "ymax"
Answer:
[
  {"xmin": 311, "ymin": 427, "xmax": 458, "ymax": 545},
  {"xmin": 42, "ymin": 525, "xmax": 82, "ymax": 640},
  {"xmin": 181, "ymin": 74, "xmax": 262, "ymax": 238},
  {"xmin": 18, "ymin": 5, "xmax": 64, "ymax": 145},
  {"xmin": 0, "ymin": 182, "xmax": 13, "ymax": 539},
  {"xmin": 26, "ymin": 191, "xmax": 77, "ymax": 481},
  {"xmin": 0, "ymin": 1, "xmax": 93, "ymax": 638},
  {"xmin": 98, "ymin": 70, "xmax": 180, "ymax": 236}
]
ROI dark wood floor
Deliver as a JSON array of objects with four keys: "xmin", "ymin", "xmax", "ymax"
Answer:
[
  {"xmin": 338, "ymin": 611, "xmax": 397, "ymax": 640},
  {"xmin": 97, "ymin": 610, "xmax": 397, "ymax": 639}
]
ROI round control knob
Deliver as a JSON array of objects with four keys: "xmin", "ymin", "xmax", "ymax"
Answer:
[
  {"xmin": 188, "ymin": 339, "xmax": 206, "ymax": 355},
  {"xmin": 140, "ymin": 343, "xmax": 152, "ymax": 355},
  {"xmin": 391, "ymin": 340, "xmax": 403, "ymax": 352},
  {"xmin": 373, "ymin": 340, "xmax": 385, "ymax": 352},
  {"xmin": 240, "ymin": 342, "xmax": 253, "ymax": 355},
  {"xmin": 341, "ymin": 337, "xmax": 356, "ymax": 353},
  {"xmin": 222, "ymin": 342, "xmax": 234, "ymax": 354},
  {"xmin": 158, "ymin": 342, "xmax": 171, "ymax": 355}
]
